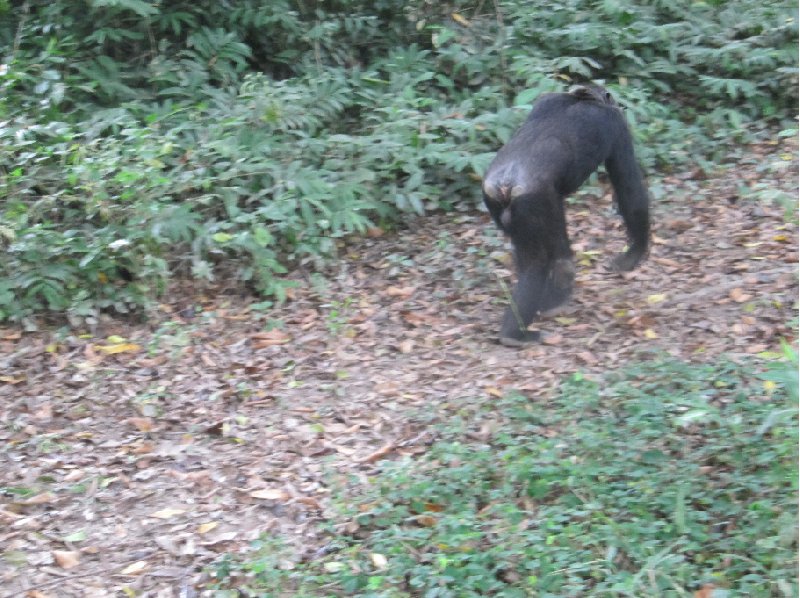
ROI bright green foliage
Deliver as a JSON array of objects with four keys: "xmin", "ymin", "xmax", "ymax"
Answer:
[
  {"xmin": 0, "ymin": 0, "xmax": 797, "ymax": 323},
  {"xmin": 211, "ymin": 357, "xmax": 799, "ymax": 596}
]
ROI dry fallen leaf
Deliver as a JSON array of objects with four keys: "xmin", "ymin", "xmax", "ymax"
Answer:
[
  {"xmin": 370, "ymin": 553, "xmax": 389, "ymax": 570},
  {"xmin": 451, "ymin": 12, "xmax": 470, "ymax": 27},
  {"xmin": 295, "ymin": 496, "xmax": 323, "ymax": 509},
  {"xmin": 542, "ymin": 333, "xmax": 563, "ymax": 345},
  {"xmin": 22, "ymin": 492, "xmax": 57, "ymax": 505},
  {"xmin": 33, "ymin": 403, "xmax": 53, "ymax": 419},
  {"xmin": 149, "ymin": 508, "xmax": 186, "ymax": 519},
  {"xmin": 323, "ymin": 562, "xmax": 345, "ymax": 573},
  {"xmin": 120, "ymin": 561, "xmax": 149, "ymax": 576},
  {"xmin": 385, "ymin": 285, "xmax": 415, "ymax": 299},
  {"xmin": 95, "ymin": 343, "xmax": 141, "ymax": 354},
  {"xmin": 250, "ymin": 488, "xmax": 289, "ymax": 501},
  {"xmin": 127, "ymin": 417, "xmax": 154, "ymax": 433},
  {"xmin": 357, "ymin": 443, "xmax": 395, "ymax": 463},
  {"xmin": 251, "ymin": 329, "xmax": 292, "ymax": 348},
  {"xmin": 0, "ymin": 508, "xmax": 23, "ymax": 522},
  {"xmin": 414, "ymin": 515, "xmax": 438, "ymax": 527},
  {"xmin": 198, "ymin": 522, "xmax": 219, "ymax": 534},
  {"xmin": 398, "ymin": 339, "xmax": 414, "ymax": 354},
  {"xmin": 694, "ymin": 584, "xmax": 717, "ymax": 598},
  {"xmin": 729, "ymin": 288, "xmax": 751, "ymax": 302},
  {"xmin": 53, "ymin": 550, "xmax": 80, "ymax": 570}
]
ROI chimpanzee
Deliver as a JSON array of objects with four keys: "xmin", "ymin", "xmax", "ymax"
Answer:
[{"xmin": 482, "ymin": 84, "xmax": 650, "ymax": 346}]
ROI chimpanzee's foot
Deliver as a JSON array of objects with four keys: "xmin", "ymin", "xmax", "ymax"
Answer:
[
  {"xmin": 499, "ymin": 329, "xmax": 542, "ymax": 347},
  {"xmin": 611, "ymin": 249, "xmax": 646, "ymax": 272},
  {"xmin": 539, "ymin": 302, "xmax": 572, "ymax": 318}
]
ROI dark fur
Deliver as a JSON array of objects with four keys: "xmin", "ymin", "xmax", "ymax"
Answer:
[{"xmin": 483, "ymin": 85, "xmax": 649, "ymax": 345}]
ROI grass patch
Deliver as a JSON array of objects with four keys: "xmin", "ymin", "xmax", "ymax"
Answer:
[{"xmin": 211, "ymin": 354, "xmax": 798, "ymax": 596}]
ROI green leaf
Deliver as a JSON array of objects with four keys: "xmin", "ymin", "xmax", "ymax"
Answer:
[
  {"xmin": 212, "ymin": 233, "xmax": 233, "ymax": 243},
  {"xmin": 63, "ymin": 530, "xmax": 88, "ymax": 543}
]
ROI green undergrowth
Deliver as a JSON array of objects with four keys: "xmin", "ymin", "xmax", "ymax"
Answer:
[
  {"xmin": 210, "ymin": 351, "xmax": 799, "ymax": 597},
  {"xmin": 0, "ymin": 1, "xmax": 797, "ymax": 324}
]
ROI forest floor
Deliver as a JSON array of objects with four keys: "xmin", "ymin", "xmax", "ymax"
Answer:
[{"xmin": 1, "ymin": 138, "xmax": 797, "ymax": 597}]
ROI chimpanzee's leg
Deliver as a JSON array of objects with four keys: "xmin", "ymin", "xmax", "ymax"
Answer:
[
  {"xmin": 605, "ymin": 134, "xmax": 650, "ymax": 271},
  {"xmin": 499, "ymin": 251, "xmax": 548, "ymax": 346},
  {"xmin": 483, "ymin": 193, "xmax": 507, "ymax": 232},
  {"xmin": 499, "ymin": 188, "xmax": 571, "ymax": 346},
  {"xmin": 539, "ymin": 197, "xmax": 574, "ymax": 312}
]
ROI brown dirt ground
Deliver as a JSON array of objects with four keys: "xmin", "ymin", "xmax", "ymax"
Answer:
[{"xmin": 1, "ymin": 139, "xmax": 797, "ymax": 597}]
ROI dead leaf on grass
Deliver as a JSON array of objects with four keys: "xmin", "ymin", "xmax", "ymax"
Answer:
[
  {"xmin": 413, "ymin": 515, "xmax": 438, "ymax": 527},
  {"xmin": 745, "ymin": 344, "xmax": 769, "ymax": 354},
  {"xmin": 324, "ymin": 562, "xmax": 345, "ymax": 573},
  {"xmin": 370, "ymin": 553, "xmax": 389, "ymax": 569},
  {"xmin": 357, "ymin": 443, "xmax": 395, "ymax": 463},
  {"xmin": 694, "ymin": 584, "xmax": 718, "ymax": 598}
]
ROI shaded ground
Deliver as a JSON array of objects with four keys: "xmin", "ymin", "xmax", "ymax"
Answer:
[{"xmin": 1, "ymin": 140, "xmax": 797, "ymax": 597}]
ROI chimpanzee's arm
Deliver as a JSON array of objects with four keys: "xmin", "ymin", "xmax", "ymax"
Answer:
[{"xmin": 605, "ymin": 130, "xmax": 650, "ymax": 271}]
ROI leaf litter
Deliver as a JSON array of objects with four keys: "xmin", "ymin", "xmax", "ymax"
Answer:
[{"xmin": 0, "ymin": 139, "xmax": 797, "ymax": 596}]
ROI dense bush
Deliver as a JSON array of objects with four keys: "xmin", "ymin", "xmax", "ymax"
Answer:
[{"xmin": 0, "ymin": 0, "xmax": 797, "ymax": 324}]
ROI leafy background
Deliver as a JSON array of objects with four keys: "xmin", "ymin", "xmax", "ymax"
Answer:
[{"xmin": 1, "ymin": 0, "xmax": 797, "ymax": 325}]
